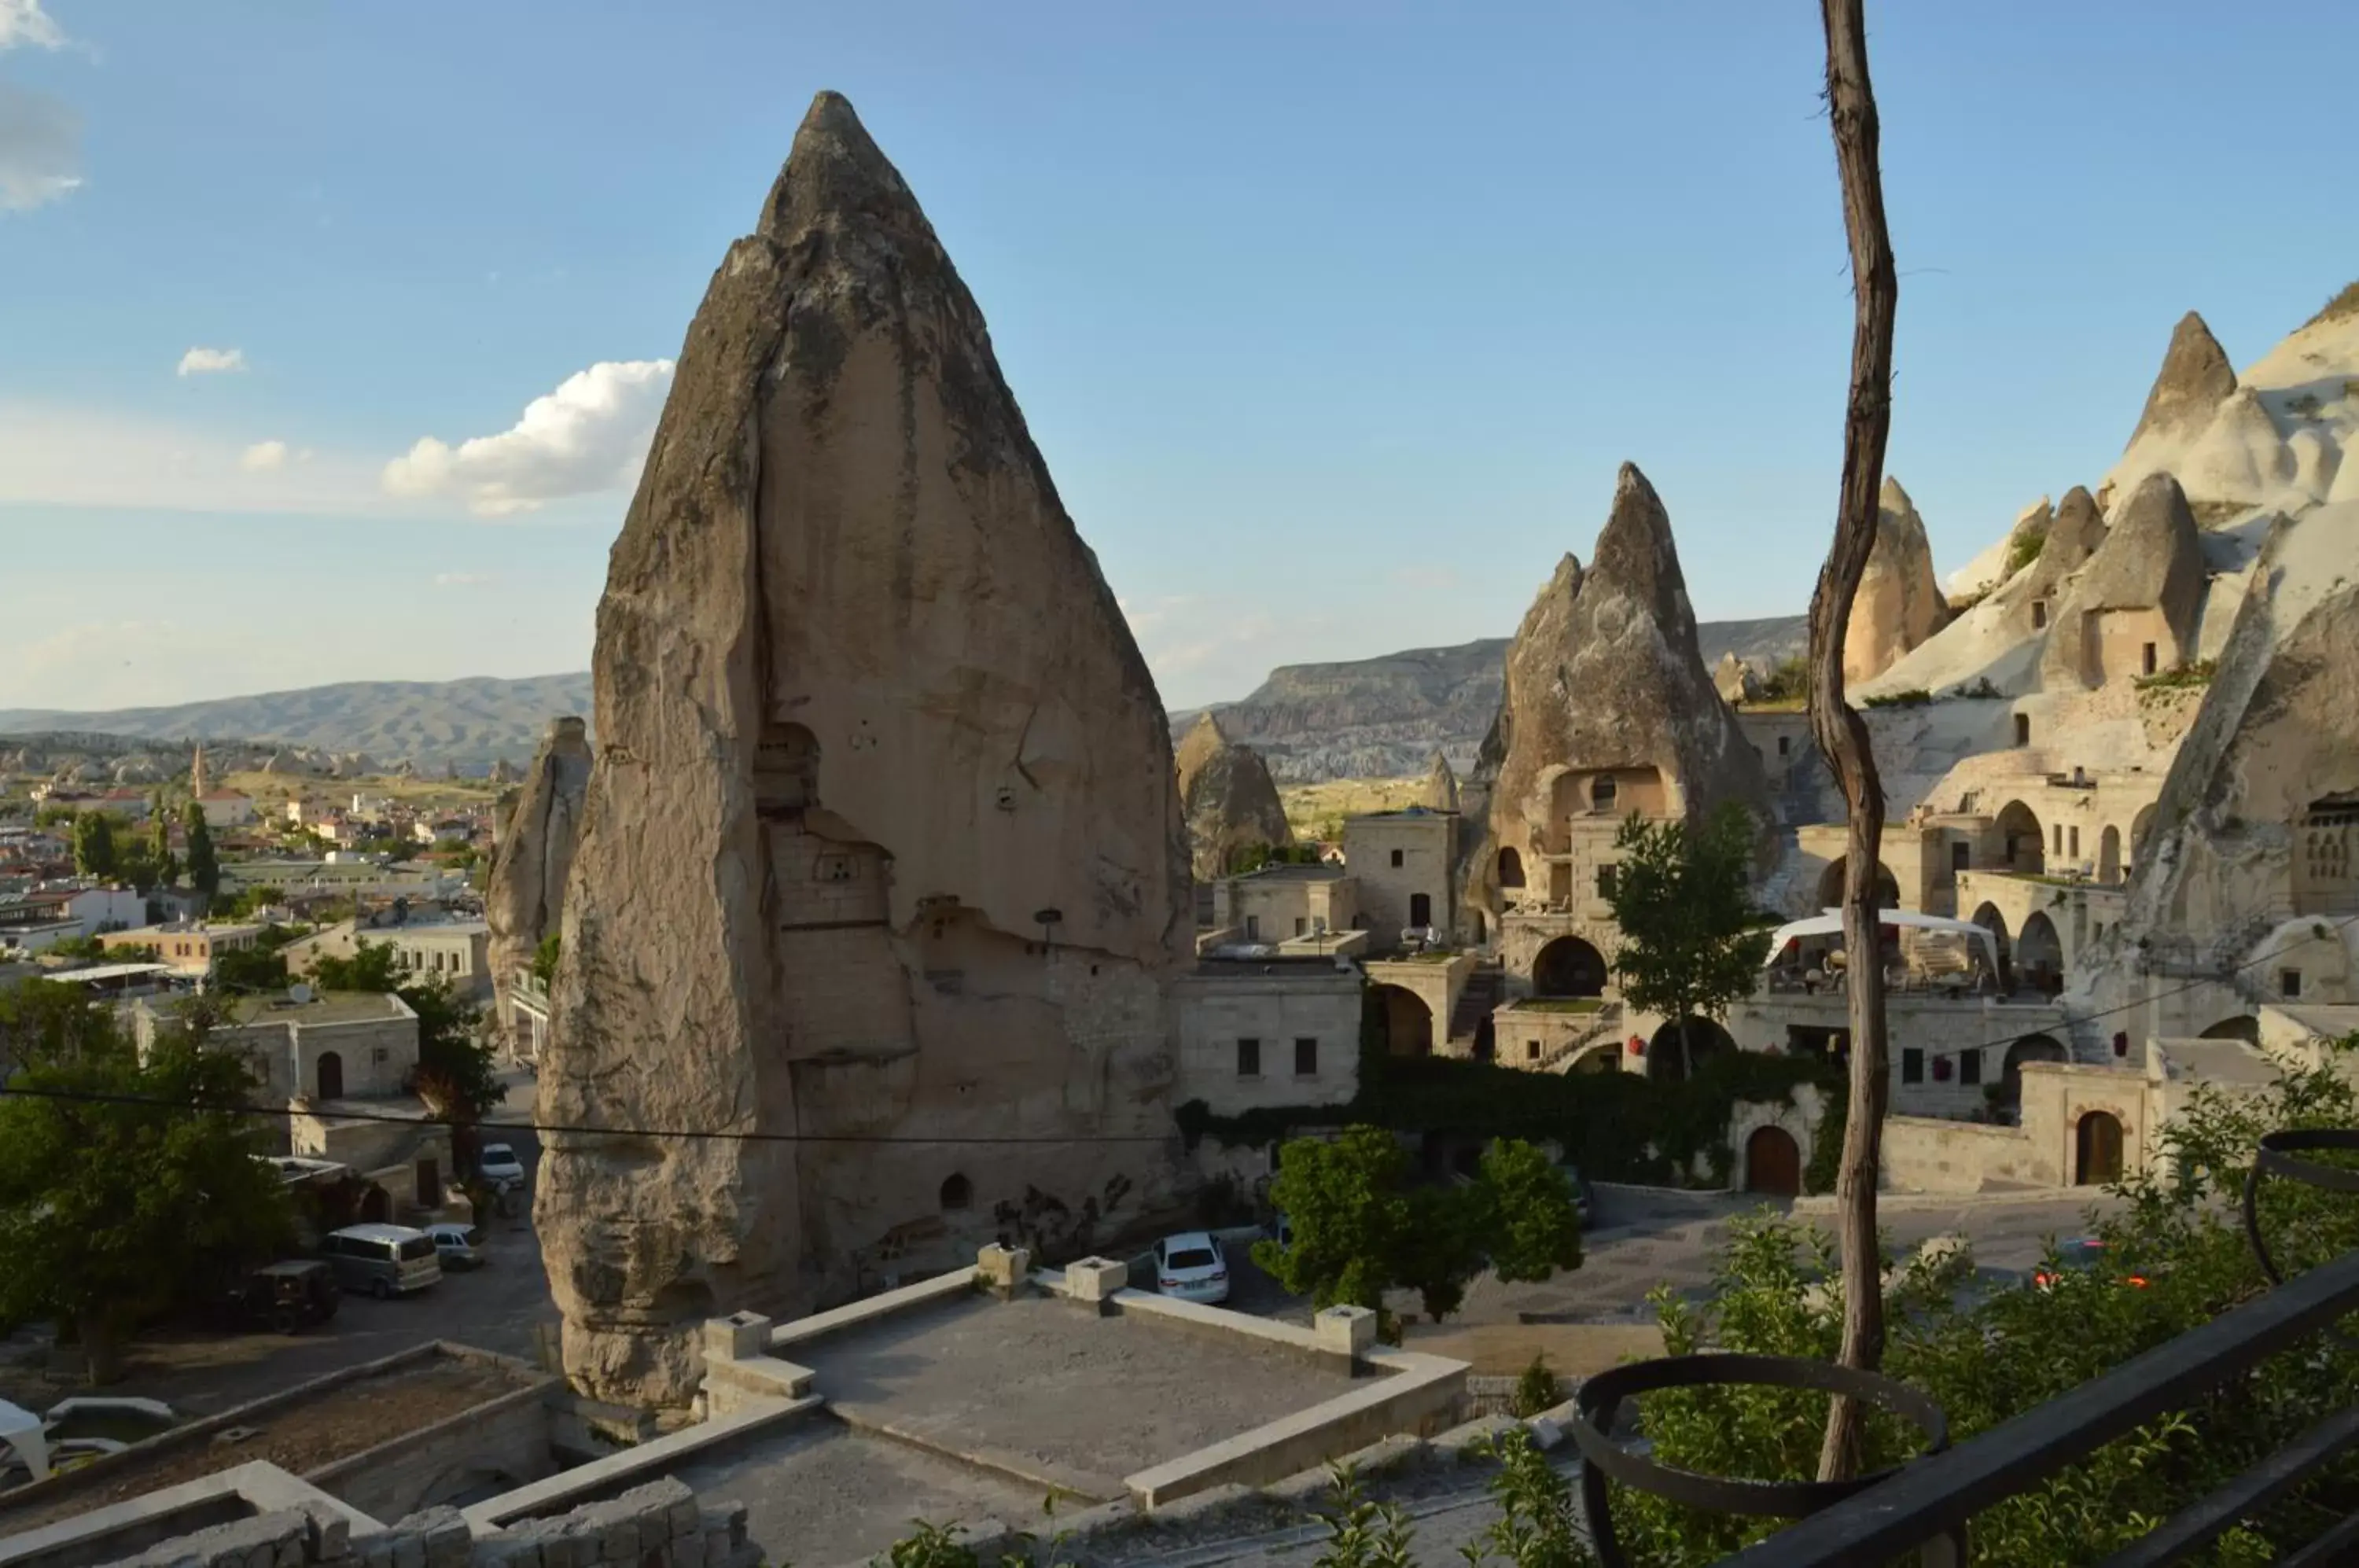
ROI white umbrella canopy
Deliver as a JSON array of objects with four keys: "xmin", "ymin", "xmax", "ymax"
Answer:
[
  {"xmin": 1761, "ymin": 907, "xmax": 2000, "ymax": 972},
  {"xmin": 0, "ymin": 1398, "xmax": 49, "ymax": 1482}
]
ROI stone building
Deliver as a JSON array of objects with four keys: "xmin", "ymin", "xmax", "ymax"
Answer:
[{"xmin": 1210, "ymin": 862, "xmax": 1359, "ymax": 945}]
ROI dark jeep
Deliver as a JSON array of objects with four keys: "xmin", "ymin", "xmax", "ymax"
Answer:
[{"xmin": 221, "ymin": 1261, "xmax": 340, "ymax": 1334}]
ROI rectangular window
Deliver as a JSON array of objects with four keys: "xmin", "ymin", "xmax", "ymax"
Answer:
[
  {"xmin": 2283, "ymin": 968, "xmax": 2304, "ymax": 999},
  {"xmin": 1294, "ymin": 1037, "xmax": 1317, "ymax": 1077},
  {"xmin": 2015, "ymin": 714, "xmax": 2032, "ymax": 746},
  {"xmin": 1777, "ymin": 735, "xmax": 1790, "ymax": 756},
  {"xmin": 1597, "ymin": 865, "xmax": 1617, "ymax": 897},
  {"xmin": 1389, "ymin": 848, "xmax": 1404, "ymax": 868},
  {"xmin": 1960, "ymin": 1048, "xmax": 1982, "ymax": 1086},
  {"xmin": 1236, "ymin": 1037, "xmax": 1261, "ymax": 1077},
  {"xmin": 2052, "ymin": 824, "xmax": 2064, "ymax": 856},
  {"xmin": 1950, "ymin": 842, "xmax": 1970, "ymax": 872},
  {"xmin": 1527, "ymin": 1040, "xmax": 1541, "ymax": 1062},
  {"xmin": 1294, "ymin": 917, "xmax": 1307, "ymax": 937},
  {"xmin": 1901, "ymin": 1047, "xmax": 1923, "ymax": 1084},
  {"xmin": 2032, "ymin": 601, "xmax": 2048, "ymax": 629},
  {"xmin": 2143, "ymin": 643, "xmax": 2158, "ymax": 676},
  {"xmin": 1245, "ymin": 915, "xmax": 1260, "ymax": 940},
  {"xmin": 2069, "ymin": 826, "xmax": 2081, "ymax": 858}
]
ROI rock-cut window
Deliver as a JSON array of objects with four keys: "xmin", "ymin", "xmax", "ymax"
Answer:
[
  {"xmin": 1591, "ymin": 776, "xmax": 1618, "ymax": 809},
  {"xmin": 940, "ymin": 1173, "xmax": 972, "ymax": 1211}
]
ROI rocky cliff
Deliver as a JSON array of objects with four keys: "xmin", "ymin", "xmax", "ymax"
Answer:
[
  {"xmin": 1174, "ymin": 712, "xmax": 1291, "ymax": 878},
  {"xmin": 484, "ymin": 716, "xmax": 591, "ymax": 1047},
  {"xmin": 537, "ymin": 92, "xmax": 1191, "ymax": 1404},
  {"xmin": 1467, "ymin": 464, "xmax": 1771, "ymax": 927},
  {"xmin": 1842, "ymin": 477, "xmax": 1952, "ymax": 683}
]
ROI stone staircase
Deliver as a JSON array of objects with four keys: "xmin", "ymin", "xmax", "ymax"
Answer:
[
  {"xmin": 1537, "ymin": 1004, "xmax": 1625, "ymax": 1073},
  {"xmin": 1445, "ymin": 963, "xmax": 1506, "ymax": 1053}
]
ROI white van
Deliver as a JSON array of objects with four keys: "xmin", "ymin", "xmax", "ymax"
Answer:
[{"xmin": 322, "ymin": 1224, "xmax": 443, "ymax": 1298}]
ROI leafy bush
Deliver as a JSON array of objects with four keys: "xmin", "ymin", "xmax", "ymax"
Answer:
[
  {"xmin": 2135, "ymin": 658, "xmax": 2217, "ymax": 693},
  {"xmin": 2004, "ymin": 525, "xmax": 2047, "ymax": 577},
  {"xmin": 1752, "ymin": 655, "xmax": 1811, "ymax": 703},
  {"xmin": 2306, "ymin": 277, "xmax": 2359, "ymax": 329},
  {"xmin": 1512, "ymin": 1352, "xmax": 1562, "ymax": 1418},
  {"xmin": 1947, "ymin": 675, "xmax": 2004, "ymax": 700},
  {"xmin": 1861, "ymin": 688, "xmax": 1932, "ymax": 709}
]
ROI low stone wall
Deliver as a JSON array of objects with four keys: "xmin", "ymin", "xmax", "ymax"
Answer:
[
  {"xmin": 305, "ymin": 1377, "xmax": 556, "ymax": 1522},
  {"xmin": 69, "ymin": 1479, "xmax": 756, "ymax": 1568},
  {"xmin": 1879, "ymin": 1114, "xmax": 2044, "ymax": 1193}
]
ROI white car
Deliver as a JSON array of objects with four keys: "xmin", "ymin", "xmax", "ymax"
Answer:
[
  {"xmin": 1154, "ymin": 1232, "xmax": 1230, "ymax": 1304},
  {"xmin": 477, "ymin": 1143, "xmax": 526, "ymax": 1185},
  {"xmin": 424, "ymin": 1223, "xmax": 485, "ymax": 1270}
]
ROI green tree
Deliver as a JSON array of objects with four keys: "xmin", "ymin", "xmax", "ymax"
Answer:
[
  {"xmin": 182, "ymin": 803, "xmax": 220, "ymax": 906},
  {"xmin": 310, "ymin": 940, "xmax": 503, "ymax": 1125},
  {"xmin": 1603, "ymin": 802, "xmax": 1772, "ymax": 1080},
  {"xmin": 0, "ymin": 992, "xmax": 293, "ymax": 1381},
  {"xmin": 1253, "ymin": 1126, "xmax": 1581, "ymax": 1327},
  {"xmin": 149, "ymin": 813, "xmax": 179, "ymax": 890},
  {"xmin": 72, "ymin": 812, "xmax": 116, "ymax": 878},
  {"xmin": 531, "ymin": 932, "xmax": 562, "ymax": 986},
  {"xmin": 214, "ymin": 944, "xmax": 290, "ymax": 994}
]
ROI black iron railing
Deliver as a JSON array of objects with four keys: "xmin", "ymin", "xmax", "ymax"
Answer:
[{"xmin": 1568, "ymin": 1127, "xmax": 2359, "ymax": 1566}]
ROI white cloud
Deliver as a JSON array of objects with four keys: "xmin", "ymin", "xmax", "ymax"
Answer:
[
  {"xmin": 382, "ymin": 359, "xmax": 674, "ymax": 517},
  {"xmin": 0, "ymin": 81, "xmax": 79, "ymax": 211},
  {"xmin": 433, "ymin": 571, "xmax": 493, "ymax": 587},
  {"xmin": 0, "ymin": 1, "xmax": 64, "ymax": 52},
  {"xmin": 239, "ymin": 440, "xmax": 289, "ymax": 472},
  {"xmin": 178, "ymin": 346, "xmax": 248, "ymax": 377}
]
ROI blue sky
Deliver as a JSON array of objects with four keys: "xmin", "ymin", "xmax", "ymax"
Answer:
[{"xmin": 4, "ymin": 2, "xmax": 2355, "ymax": 713}]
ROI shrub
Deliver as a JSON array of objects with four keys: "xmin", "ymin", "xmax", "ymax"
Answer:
[
  {"xmin": 1861, "ymin": 688, "xmax": 1932, "ymax": 709},
  {"xmin": 2004, "ymin": 525, "xmax": 2048, "ymax": 577},
  {"xmin": 1511, "ymin": 1352, "xmax": 1562, "ymax": 1418}
]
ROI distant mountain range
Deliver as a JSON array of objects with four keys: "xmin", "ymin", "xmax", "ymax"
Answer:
[
  {"xmin": 0, "ymin": 614, "xmax": 1804, "ymax": 782},
  {"xmin": 0, "ymin": 674, "xmax": 594, "ymax": 773}
]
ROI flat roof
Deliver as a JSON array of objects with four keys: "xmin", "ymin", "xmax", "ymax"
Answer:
[
  {"xmin": 229, "ymin": 991, "xmax": 407, "ymax": 1027},
  {"xmin": 1231, "ymin": 862, "xmax": 1347, "ymax": 882},
  {"xmin": 50, "ymin": 962, "xmax": 174, "ymax": 983}
]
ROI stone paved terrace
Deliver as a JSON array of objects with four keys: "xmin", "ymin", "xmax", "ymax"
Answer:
[{"xmin": 668, "ymin": 1291, "xmax": 1360, "ymax": 1564}]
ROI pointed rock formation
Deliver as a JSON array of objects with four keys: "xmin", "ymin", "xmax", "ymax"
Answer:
[
  {"xmin": 484, "ymin": 716, "xmax": 591, "ymax": 1051},
  {"xmin": 2125, "ymin": 311, "xmax": 2237, "ymax": 452},
  {"xmin": 1421, "ymin": 750, "xmax": 1459, "ymax": 813},
  {"xmin": 538, "ymin": 93, "xmax": 1191, "ymax": 1404},
  {"xmin": 1713, "ymin": 652, "xmax": 1760, "ymax": 705},
  {"xmin": 2038, "ymin": 473, "xmax": 2209, "ymax": 690},
  {"xmin": 1175, "ymin": 712, "xmax": 1292, "ymax": 878},
  {"xmin": 1467, "ymin": 466, "xmax": 1769, "ymax": 928},
  {"xmin": 1843, "ymin": 478, "xmax": 1952, "ymax": 683}
]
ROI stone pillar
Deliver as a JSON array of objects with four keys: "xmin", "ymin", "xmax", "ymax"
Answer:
[
  {"xmin": 977, "ymin": 1242, "xmax": 1032, "ymax": 1301},
  {"xmin": 702, "ymin": 1311, "xmax": 771, "ymax": 1364},
  {"xmin": 1064, "ymin": 1256, "xmax": 1128, "ymax": 1316},
  {"xmin": 1315, "ymin": 1304, "xmax": 1377, "ymax": 1366}
]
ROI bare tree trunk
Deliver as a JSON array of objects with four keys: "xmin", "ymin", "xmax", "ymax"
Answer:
[{"xmin": 1812, "ymin": 0, "xmax": 1899, "ymax": 1485}]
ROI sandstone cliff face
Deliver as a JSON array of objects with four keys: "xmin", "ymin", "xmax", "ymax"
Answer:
[
  {"xmin": 1842, "ymin": 477, "xmax": 1952, "ymax": 683},
  {"xmin": 484, "ymin": 716, "xmax": 591, "ymax": 1044},
  {"xmin": 2037, "ymin": 473, "xmax": 2208, "ymax": 690},
  {"xmin": 1466, "ymin": 465, "xmax": 1770, "ymax": 927},
  {"xmin": 538, "ymin": 93, "xmax": 1191, "ymax": 1404},
  {"xmin": 1174, "ymin": 712, "xmax": 1291, "ymax": 878}
]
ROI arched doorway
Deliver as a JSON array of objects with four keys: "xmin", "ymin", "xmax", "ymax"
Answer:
[
  {"xmin": 1995, "ymin": 801, "xmax": 2046, "ymax": 874},
  {"xmin": 1377, "ymin": 986, "xmax": 1434, "ymax": 1058},
  {"xmin": 1566, "ymin": 1043, "xmax": 1617, "ymax": 1074},
  {"xmin": 1647, "ymin": 1016, "xmax": 1735, "ymax": 1082},
  {"xmin": 2017, "ymin": 911, "xmax": 2063, "ymax": 994},
  {"xmin": 1998, "ymin": 1033, "xmax": 2067, "ymax": 1115},
  {"xmin": 2099, "ymin": 826, "xmax": 2122, "ymax": 884},
  {"xmin": 1969, "ymin": 902, "xmax": 2013, "ymax": 988},
  {"xmin": 2075, "ymin": 1110, "xmax": 2125, "ymax": 1185},
  {"xmin": 316, "ymin": 1050, "xmax": 344, "ymax": 1100},
  {"xmin": 359, "ymin": 1184, "xmax": 392, "ymax": 1224},
  {"xmin": 1532, "ymin": 936, "xmax": 1607, "ymax": 998},
  {"xmin": 1497, "ymin": 847, "xmax": 1525, "ymax": 890},
  {"xmin": 1744, "ymin": 1127, "xmax": 1801, "ymax": 1196},
  {"xmin": 2199, "ymin": 1014, "xmax": 2260, "ymax": 1044},
  {"xmin": 1816, "ymin": 856, "xmax": 1901, "ymax": 911}
]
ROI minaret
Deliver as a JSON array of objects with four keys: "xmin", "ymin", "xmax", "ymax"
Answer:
[{"xmin": 190, "ymin": 745, "xmax": 208, "ymax": 798}]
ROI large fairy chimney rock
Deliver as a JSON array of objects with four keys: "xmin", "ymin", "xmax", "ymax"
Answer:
[
  {"xmin": 1842, "ymin": 477, "xmax": 1952, "ymax": 683},
  {"xmin": 539, "ymin": 92, "xmax": 1191, "ymax": 1405},
  {"xmin": 1421, "ymin": 749, "xmax": 1459, "ymax": 813},
  {"xmin": 2037, "ymin": 472, "xmax": 2208, "ymax": 690},
  {"xmin": 484, "ymin": 716, "xmax": 591, "ymax": 1046},
  {"xmin": 1467, "ymin": 465, "xmax": 1770, "ymax": 923},
  {"xmin": 1175, "ymin": 712, "xmax": 1292, "ymax": 879},
  {"xmin": 2125, "ymin": 311, "xmax": 2237, "ymax": 452}
]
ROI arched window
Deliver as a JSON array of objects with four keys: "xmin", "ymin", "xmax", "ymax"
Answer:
[
  {"xmin": 1496, "ymin": 847, "xmax": 1525, "ymax": 889},
  {"xmin": 940, "ymin": 1173, "xmax": 973, "ymax": 1211}
]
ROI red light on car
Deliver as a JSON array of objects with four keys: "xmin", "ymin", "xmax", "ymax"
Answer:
[{"xmin": 2127, "ymin": 1275, "xmax": 2149, "ymax": 1288}]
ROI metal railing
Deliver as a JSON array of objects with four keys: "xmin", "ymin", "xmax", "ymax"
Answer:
[{"xmin": 1567, "ymin": 1124, "xmax": 2359, "ymax": 1566}]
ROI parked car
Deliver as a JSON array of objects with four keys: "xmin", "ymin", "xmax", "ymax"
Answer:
[
  {"xmin": 1153, "ymin": 1231, "xmax": 1230, "ymax": 1304},
  {"xmin": 425, "ymin": 1223, "xmax": 485, "ymax": 1270},
  {"xmin": 216, "ymin": 1261, "xmax": 340, "ymax": 1334},
  {"xmin": 321, "ymin": 1224, "xmax": 443, "ymax": 1299},
  {"xmin": 477, "ymin": 1143, "xmax": 526, "ymax": 1185},
  {"xmin": 2033, "ymin": 1236, "xmax": 2153, "ymax": 1291}
]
